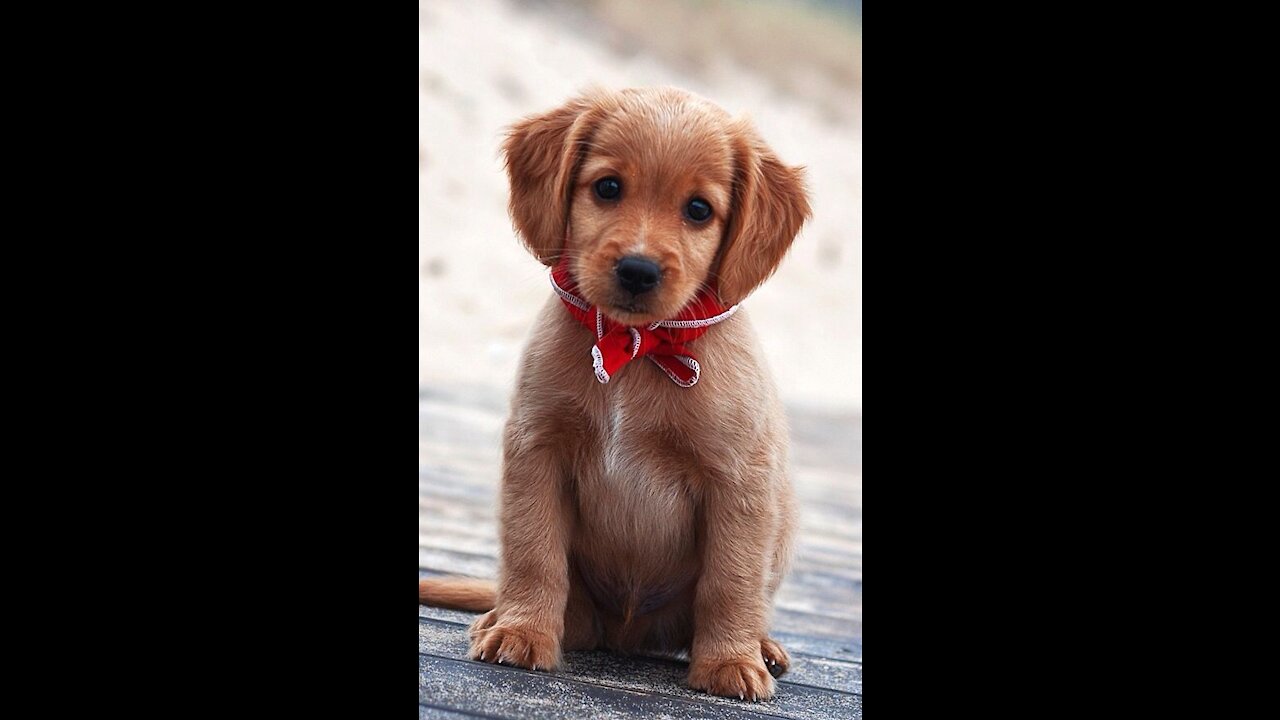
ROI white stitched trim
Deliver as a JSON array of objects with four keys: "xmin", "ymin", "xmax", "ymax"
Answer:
[
  {"xmin": 591, "ymin": 345, "xmax": 610, "ymax": 384},
  {"xmin": 554, "ymin": 268, "xmax": 720, "ymax": 388},
  {"xmin": 551, "ymin": 270, "xmax": 736, "ymax": 331},
  {"xmin": 676, "ymin": 355, "xmax": 701, "ymax": 385},
  {"xmin": 655, "ymin": 304, "xmax": 740, "ymax": 329},
  {"xmin": 648, "ymin": 355, "xmax": 699, "ymax": 387},
  {"xmin": 549, "ymin": 272, "xmax": 591, "ymax": 311}
]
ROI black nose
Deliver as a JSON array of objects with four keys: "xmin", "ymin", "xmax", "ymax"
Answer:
[{"xmin": 615, "ymin": 256, "xmax": 662, "ymax": 295}]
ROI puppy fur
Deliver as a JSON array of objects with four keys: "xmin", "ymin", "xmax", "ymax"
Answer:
[{"xmin": 420, "ymin": 87, "xmax": 811, "ymax": 701}]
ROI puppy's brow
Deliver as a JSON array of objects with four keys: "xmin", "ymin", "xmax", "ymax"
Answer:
[
  {"xmin": 580, "ymin": 157, "xmax": 624, "ymax": 178},
  {"xmin": 680, "ymin": 177, "xmax": 730, "ymax": 209}
]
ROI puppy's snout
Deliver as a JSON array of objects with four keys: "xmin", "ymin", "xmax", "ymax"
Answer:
[{"xmin": 615, "ymin": 256, "xmax": 662, "ymax": 296}]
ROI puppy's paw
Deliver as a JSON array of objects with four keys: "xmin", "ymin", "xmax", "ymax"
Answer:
[
  {"xmin": 689, "ymin": 655, "xmax": 776, "ymax": 701},
  {"xmin": 468, "ymin": 616, "xmax": 561, "ymax": 671},
  {"xmin": 468, "ymin": 609, "xmax": 498, "ymax": 640},
  {"xmin": 760, "ymin": 637, "xmax": 791, "ymax": 678}
]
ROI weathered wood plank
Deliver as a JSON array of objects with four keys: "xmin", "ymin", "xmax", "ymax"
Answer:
[
  {"xmin": 418, "ymin": 602, "xmax": 862, "ymax": 665},
  {"xmin": 418, "ymin": 601, "xmax": 481, "ymax": 627},
  {"xmin": 414, "ymin": 576, "xmax": 864, "ymax": 649},
  {"xmin": 771, "ymin": 606, "xmax": 861, "ymax": 640},
  {"xmin": 420, "ymin": 616, "xmax": 862, "ymax": 698},
  {"xmin": 419, "ymin": 703, "xmax": 490, "ymax": 719},
  {"xmin": 419, "ymin": 653, "xmax": 863, "ymax": 720},
  {"xmin": 419, "ymin": 546, "xmax": 498, "ymax": 578},
  {"xmin": 769, "ymin": 630, "xmax": 862, "ymax": 664},
  {"xmin": 418, "ymin": 388, "xmax": 863, "ymax": 714}
]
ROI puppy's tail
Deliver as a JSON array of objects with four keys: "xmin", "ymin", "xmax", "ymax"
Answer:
[{"xmin": 418, "ymin": 576, "xmax": 497, "ymax": 612}]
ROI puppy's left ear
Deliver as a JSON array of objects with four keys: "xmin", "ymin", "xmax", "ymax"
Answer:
[{"xmin": 715, "ymin": 120, "xmax": 812, "ymax": 305}]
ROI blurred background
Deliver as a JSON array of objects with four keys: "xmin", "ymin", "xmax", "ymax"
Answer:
[{"xmin": 418, "ymin": 0, "xmax": 862, "ymax": 415}]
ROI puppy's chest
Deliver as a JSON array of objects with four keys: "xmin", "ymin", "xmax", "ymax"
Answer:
[
  {"xmin": 600, "ymin": 400, "xmax": 643, "ymax": 479},
  {"xmin": 574, "ymin": 390, "xmax": 697, "ymax": 531}
]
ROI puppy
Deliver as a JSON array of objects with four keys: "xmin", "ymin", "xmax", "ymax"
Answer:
[{"xmin": 420, "ymin": 87, "xmax": 810, "ymax": 701}]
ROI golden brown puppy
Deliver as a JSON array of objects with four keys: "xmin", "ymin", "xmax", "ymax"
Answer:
[{"xmin": 420, "ymin": 87, "xmax": 810, "ymax": 701}]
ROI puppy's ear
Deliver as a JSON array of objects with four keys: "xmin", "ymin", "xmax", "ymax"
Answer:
[
  {"xmin": 502, "ymin": 92, "xmax": 611, "ymax": 266},
  {"xmin": 715, "ymin": 120, "xmax": 812, "ymax": 305}
]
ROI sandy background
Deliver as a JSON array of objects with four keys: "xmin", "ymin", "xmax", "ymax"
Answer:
[{"xmin": 418, "ymin": 0, "xmax": 862, "ymax": 413}]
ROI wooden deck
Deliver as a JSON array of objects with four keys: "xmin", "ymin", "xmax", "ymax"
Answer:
[{"xmin": 419, "ymin": 384, "xmax": 863, "ymax": 719}]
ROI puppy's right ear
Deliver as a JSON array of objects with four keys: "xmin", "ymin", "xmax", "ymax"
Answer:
[{"xmin": 502, "ymin": 92, "xmax": 611, "ymax": 266}]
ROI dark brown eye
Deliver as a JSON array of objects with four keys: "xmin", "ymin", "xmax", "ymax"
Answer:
[
  {"xmin": 685, "ymin": 198, "xmax": 712, "ymax": 223},
  {"xmin": 595, "ymin": 177, "xmax": 622, "ymax": 200}
]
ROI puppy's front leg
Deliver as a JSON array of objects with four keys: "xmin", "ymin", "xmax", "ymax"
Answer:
[
  {"xmin": 688, "ymin": 476, "xmax": 778, "ymax": 701},
  {"xmin": 468, "ymin": 443, "xmax": 570, "ymax": 671}
]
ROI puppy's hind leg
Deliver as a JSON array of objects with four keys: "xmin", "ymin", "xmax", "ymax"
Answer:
[
  {"xmin": 561, "ymin": 573, "xmax": 603, "ymax": 652},
  {"xmin": 760, "ymin": 636, "xmax": 790, "ymax": 678}
]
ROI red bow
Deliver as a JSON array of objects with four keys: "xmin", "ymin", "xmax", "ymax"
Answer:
[{"xmin": 550, "ymin": 259, "xmax": 738, "ymax": 387}]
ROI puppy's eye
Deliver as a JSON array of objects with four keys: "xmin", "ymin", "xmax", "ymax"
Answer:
[
  {"xmin": 594, "ymin": 177, "xmax": 622, "ymax": 200},
  {"xmin": 685, "ymin": 198, "xmax": 712, "ymax": 223}
]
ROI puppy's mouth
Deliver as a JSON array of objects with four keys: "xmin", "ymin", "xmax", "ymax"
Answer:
[
  {"xmin": 597, "ymin": 286, "xmax": 695, "ymax": 325},
  {"xmin": 612, "ymin": 301, "xmax": 648, "ymax": 315},
  {"xmin": 604, "ymin": 303, "xmax": 660, "ymax": 326}
]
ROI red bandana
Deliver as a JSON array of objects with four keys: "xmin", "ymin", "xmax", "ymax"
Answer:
[{"xmin": 550, "ymin": 258, "xmax": 739, "ymax": 387}]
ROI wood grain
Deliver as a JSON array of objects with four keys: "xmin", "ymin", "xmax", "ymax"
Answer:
[{"xmin": 419, "ymin": 386, "xmax": 862, "ymax": 717}]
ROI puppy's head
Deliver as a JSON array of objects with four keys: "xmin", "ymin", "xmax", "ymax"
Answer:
[{"xmin": 503, "ymin": 87, "xmax": 810, "ymax": 324}]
